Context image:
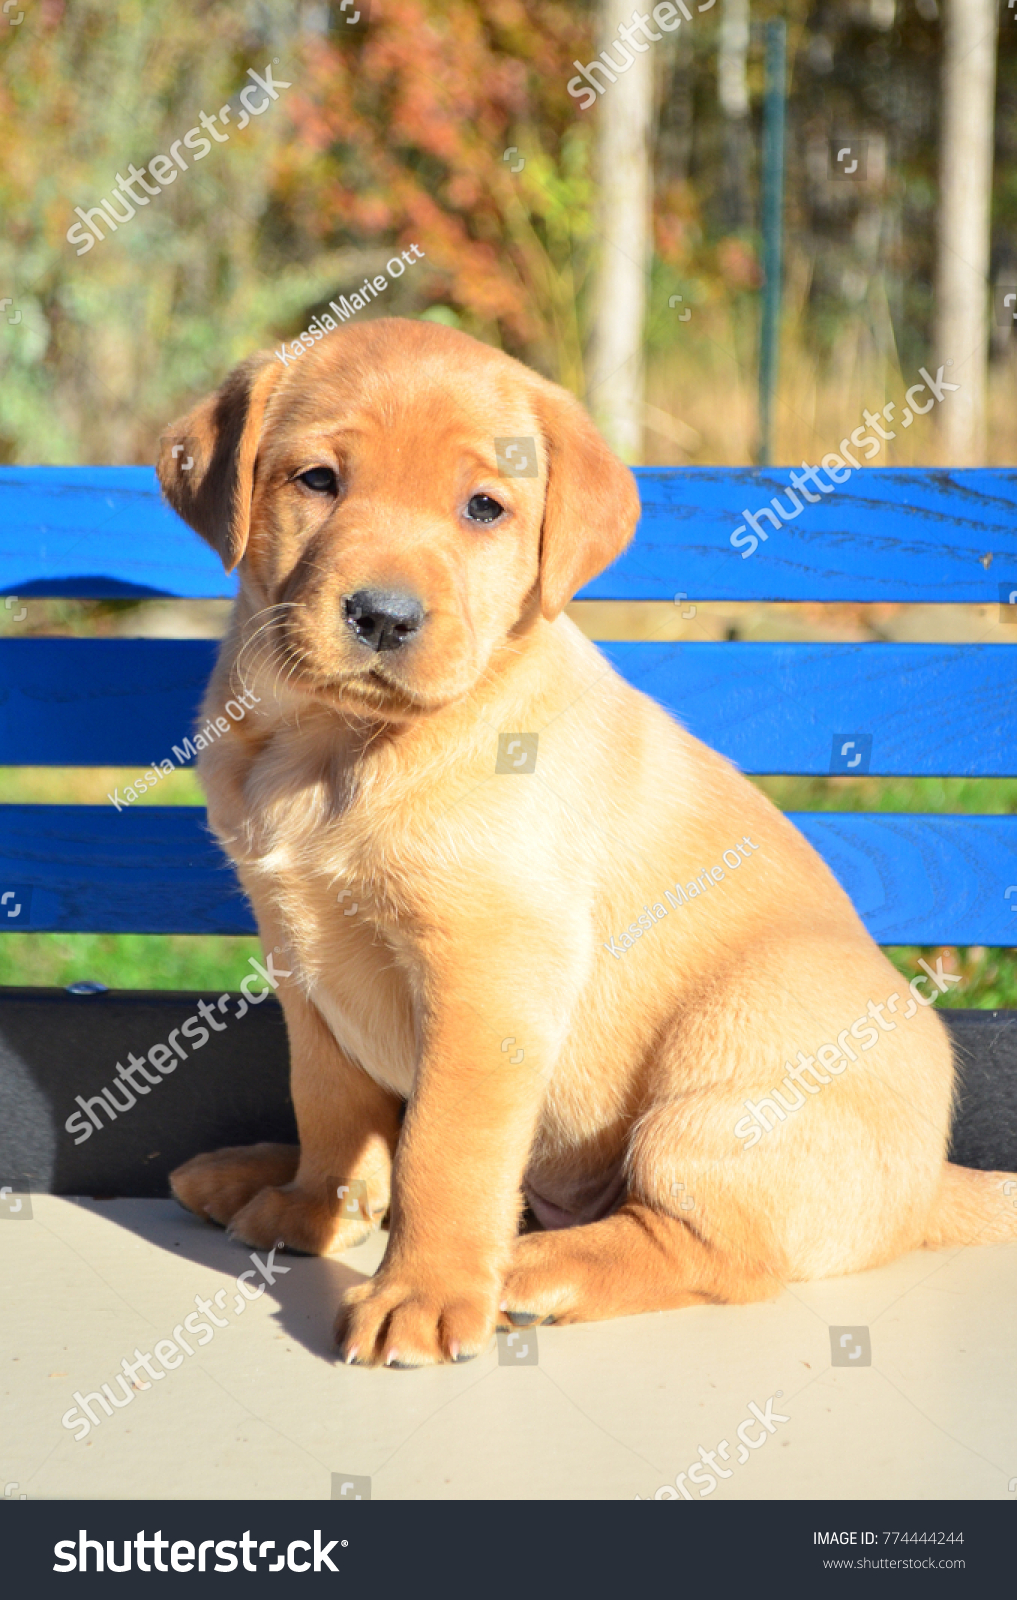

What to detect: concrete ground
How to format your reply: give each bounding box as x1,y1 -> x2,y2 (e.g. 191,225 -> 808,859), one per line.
3,1196 -> 1016,1501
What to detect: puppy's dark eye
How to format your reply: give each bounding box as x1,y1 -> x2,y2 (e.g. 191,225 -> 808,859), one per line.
465,493 -> 505,524
296,467 -> 337,494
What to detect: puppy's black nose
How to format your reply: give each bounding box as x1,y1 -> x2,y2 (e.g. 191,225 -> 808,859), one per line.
342,589 -> 424,653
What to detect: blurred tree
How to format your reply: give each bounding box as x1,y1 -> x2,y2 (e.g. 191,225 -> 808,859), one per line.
0,0 -> 600,462
0,0 -> 339,462
935,0 -> 998,463
584,0 -> 655,461
276,0 -> 599,390
717,0 -> 751,233
790,1 -> 937,387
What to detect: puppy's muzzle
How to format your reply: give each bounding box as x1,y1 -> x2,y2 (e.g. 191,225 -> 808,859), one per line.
342,589 -> 425,653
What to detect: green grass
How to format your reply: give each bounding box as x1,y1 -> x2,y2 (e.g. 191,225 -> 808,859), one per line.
750,774 -> 1017,815
0,765 -> 203,806
0,934 -> 262,992
883,947 -> 1017,1010
1,772 -> 1013,999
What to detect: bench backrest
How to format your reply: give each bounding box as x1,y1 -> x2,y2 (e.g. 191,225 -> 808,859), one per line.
1,466 -> 1015,946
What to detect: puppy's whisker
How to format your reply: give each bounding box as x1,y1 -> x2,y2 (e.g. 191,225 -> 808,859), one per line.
235,604 -> 305,675
244,599 -> 305,625
235,607 -> 302,673
270,640 -> 314,704
233,635 -> 279,680
236,601 -> 303,648
232,645 -> 284,696
231,644 -> 285,703
237,634 -> 288,680
282,646 -> 313,688
280,652 -> 313,702
238,600 -> 303,643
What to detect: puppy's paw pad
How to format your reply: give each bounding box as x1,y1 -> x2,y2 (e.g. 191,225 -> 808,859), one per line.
496,1305 -> 558,1329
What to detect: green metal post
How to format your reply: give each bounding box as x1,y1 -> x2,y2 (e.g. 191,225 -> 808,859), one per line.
758,19 -> 786,466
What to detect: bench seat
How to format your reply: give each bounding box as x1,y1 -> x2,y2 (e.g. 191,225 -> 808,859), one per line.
1,464 -> 1014,1193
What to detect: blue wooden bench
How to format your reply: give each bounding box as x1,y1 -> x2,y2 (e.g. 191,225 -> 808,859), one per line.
1,464 -> 1016,1195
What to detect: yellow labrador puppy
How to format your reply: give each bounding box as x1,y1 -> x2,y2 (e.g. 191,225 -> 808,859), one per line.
158,317 -> 1016,1367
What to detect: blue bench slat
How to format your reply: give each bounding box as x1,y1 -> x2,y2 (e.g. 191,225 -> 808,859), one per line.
0,639 -> 218,766
0,467 -> 228,599
1,805 -> 1014,943
3,466 -> 1017,603
792,812 -> 1017,945
2,638 -> 1013,777
600,641 -> 1017,776
611,467 -> 1017,603
0,805 -> 254,936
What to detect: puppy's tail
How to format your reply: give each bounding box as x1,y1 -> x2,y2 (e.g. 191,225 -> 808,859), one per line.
922,1161 -> 1017,1249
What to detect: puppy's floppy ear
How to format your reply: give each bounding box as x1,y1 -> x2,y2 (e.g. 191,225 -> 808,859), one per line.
531,379 -> 641,620
157,352 -> 283,574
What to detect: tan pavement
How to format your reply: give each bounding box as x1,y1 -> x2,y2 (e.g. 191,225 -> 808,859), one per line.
3,1196 -> 1015,1501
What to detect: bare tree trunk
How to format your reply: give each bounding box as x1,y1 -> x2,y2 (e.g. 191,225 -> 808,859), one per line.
717,0 -> 751,235
585,0 -> 655,462
935,0 -> 997,464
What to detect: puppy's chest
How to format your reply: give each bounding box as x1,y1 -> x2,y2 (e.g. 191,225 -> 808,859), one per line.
273,860 -> 421,1100
227,743 -> 421,1096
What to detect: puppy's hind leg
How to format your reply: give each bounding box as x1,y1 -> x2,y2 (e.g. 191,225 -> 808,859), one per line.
499,1203 -> 782,1327
171,1143 -> 300,1226
500,1095 -> 786,1326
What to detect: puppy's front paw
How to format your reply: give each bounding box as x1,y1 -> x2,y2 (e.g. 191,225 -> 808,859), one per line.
170,1142 -> 300,1226
335,1270 -> 498,1367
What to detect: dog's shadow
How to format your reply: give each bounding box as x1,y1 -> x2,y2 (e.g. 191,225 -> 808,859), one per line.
74,1194 -> 383,1362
